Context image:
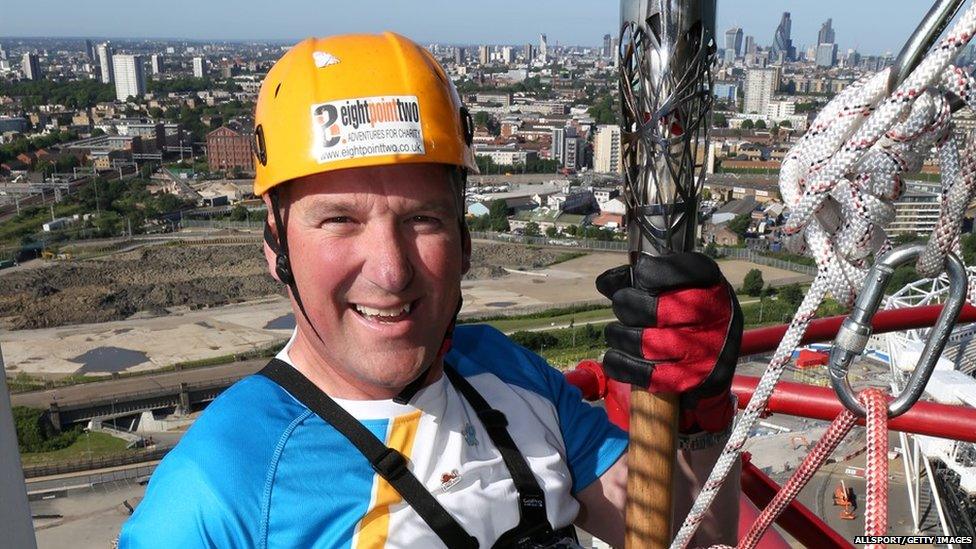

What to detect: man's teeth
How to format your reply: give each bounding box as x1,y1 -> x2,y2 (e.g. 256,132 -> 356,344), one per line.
355,303 -> 411,317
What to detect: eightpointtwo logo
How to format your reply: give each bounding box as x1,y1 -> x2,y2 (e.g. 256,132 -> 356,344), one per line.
312,96 -> 423,155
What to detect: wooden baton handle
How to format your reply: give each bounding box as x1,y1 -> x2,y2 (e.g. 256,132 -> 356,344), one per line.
625,388 -> 679,548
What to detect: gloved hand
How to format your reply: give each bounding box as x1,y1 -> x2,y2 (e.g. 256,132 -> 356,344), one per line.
596,252 -> 743,434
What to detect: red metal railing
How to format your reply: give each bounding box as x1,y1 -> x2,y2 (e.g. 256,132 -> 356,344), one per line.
564,303 -> 976,548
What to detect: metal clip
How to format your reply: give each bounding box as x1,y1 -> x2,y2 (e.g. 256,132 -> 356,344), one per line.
828,244 -> 968,418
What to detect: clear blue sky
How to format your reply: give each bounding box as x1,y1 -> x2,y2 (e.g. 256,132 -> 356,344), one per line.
0,0 -> 944,55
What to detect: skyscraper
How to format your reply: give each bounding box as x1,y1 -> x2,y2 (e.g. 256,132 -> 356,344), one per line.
501,46 -> 513,64
455,47 -> 465,65
603,34 -> 612,58
744,67 -> 780,114
818,18 -> 836,46
193,57 -> 206,78
113,54 -> 146,101
816,43 -> 838,67
725,27 -> 743,57
593,125 -> 623,174
522,44 -> 533,63
478,45 -> 489,65
744,35 -> 756,55
551,127 -> 565,163
771,12 -> 795,62
97,42 -> 114,83
151,54 -> 163,75
21,52 -> 41,81
0,45 -> 7,61
539,33 -> 548,62
85,39 -> 96,62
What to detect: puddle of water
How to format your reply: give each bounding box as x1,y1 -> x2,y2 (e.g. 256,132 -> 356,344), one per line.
264,314 -> 296,330
69,347 -> 150,374
485,302 -> 518,308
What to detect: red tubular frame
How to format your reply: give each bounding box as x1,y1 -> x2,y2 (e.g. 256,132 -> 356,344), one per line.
563,303 -> 976,548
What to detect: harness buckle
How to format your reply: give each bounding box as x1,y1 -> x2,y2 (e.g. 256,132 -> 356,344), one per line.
828,244 -> 968,418
372,448 -> 409,480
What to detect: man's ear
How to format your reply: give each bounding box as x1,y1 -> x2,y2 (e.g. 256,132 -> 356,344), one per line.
261,193 -> 282,283
460,223 -> 472,275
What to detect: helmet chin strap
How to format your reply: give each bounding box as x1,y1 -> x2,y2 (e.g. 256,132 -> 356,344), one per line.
264,187 -> 466,404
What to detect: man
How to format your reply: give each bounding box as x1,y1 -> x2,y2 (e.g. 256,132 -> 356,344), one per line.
120,33 -> 741,548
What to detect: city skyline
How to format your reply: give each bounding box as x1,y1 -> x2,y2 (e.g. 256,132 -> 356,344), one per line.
0,0 -> 948,56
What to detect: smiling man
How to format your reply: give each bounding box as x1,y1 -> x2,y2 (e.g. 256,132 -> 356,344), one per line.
119,33 -> 742,548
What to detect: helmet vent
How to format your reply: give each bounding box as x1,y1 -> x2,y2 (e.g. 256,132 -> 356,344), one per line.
274,83 -> 282,98
253,125 -> 268,166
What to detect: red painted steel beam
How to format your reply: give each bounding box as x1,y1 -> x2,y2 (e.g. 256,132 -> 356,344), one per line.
740,453 -> 854,549
740,303 -> 976,357
733,375 -> 976,443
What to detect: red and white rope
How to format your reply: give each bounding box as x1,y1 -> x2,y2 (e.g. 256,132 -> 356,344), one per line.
671,4 -> 976,547
736,389 -> 889,549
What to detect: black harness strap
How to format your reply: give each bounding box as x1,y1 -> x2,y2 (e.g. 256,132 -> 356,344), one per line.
442,368 -> 556,547
259,359 -> 479,549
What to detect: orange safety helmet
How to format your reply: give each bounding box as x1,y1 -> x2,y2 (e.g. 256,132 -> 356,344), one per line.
252,32 -> 478,196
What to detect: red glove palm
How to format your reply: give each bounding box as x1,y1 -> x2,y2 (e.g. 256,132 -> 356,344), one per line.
596,252 -> 743,433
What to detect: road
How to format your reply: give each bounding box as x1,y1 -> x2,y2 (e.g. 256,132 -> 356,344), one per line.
11,360 -> 265,410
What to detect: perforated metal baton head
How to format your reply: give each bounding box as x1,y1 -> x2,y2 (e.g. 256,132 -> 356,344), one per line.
619,0 -> 716,258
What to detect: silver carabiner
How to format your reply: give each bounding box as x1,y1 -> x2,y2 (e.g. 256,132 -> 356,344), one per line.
828,244 -> 968,418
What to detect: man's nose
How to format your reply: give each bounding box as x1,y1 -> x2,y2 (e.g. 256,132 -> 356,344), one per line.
361,222 -> 414,293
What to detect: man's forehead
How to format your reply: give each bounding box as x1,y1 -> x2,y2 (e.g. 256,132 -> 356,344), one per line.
287,165 -> 458,206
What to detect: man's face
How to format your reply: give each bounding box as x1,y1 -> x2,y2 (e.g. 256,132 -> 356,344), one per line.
267,163 -> 470,396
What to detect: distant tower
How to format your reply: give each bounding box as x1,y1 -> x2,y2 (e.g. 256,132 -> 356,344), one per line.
602,33 -> 612,58
150,54 -> 163,75
539,33 -> 548,62
85,39 -> 96,62
771,12 -> 795,62
455,46 -> 465,65
725,27 -> 743,56
97,42 -> 114,83
192,56 -> 206,78
113,54 -> 146,101
501,46 -> 513,64
478,45 -> 489,65
21,52 -> 41,81
744,35 -> 756,55
818,18 -> 836,46
522,44 -> 533,62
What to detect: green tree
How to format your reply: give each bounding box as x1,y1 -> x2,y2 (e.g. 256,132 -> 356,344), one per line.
545,226 -> 559,238
742,269 -> 765,297
510,331 -> 558,352
229,204 -> 248,222
741,119 -> 754,130
588,94 -> 617,125
728,213 -> 751,237
703,241 -> 719,258
13,406 -> 80,453
778,283 -> 804,309
712,112 -> 729,128
889,265 -> 920,292
524,222 -> 541,237
754,119 -> 767,130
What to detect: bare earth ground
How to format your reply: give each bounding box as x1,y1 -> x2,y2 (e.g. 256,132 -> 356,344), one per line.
1,241 -> 811,377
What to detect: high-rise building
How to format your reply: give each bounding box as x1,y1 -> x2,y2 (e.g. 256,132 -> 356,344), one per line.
611,37 -> 619,67
551,127 -> 566,163
0,45 -> 7,61
816,43 -> 838,67
771,12 -> 795,62
744,67 -> 780,114
593,125 -> 622,174
85,39 -> 96,62
501,46 -> 513,64
150,54 -> 163,75
744,35 -> 756,55
522,44 -> 533,62
478,45 -> 489,65
97,42 -> 114,83
725,27 -> 743,57
818,18 -> 836,47
563,134 -> 580,171
113,54 -> 146,101
539,33 -> 548,62
602,34 -> 612,58
21,52 -> 41,80
193,57 -> 206,78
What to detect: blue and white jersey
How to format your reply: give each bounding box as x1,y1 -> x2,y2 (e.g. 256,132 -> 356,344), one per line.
119,324 -> 628,548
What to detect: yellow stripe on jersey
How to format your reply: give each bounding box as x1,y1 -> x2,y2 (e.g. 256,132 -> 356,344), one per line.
355,411 -> 422,549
